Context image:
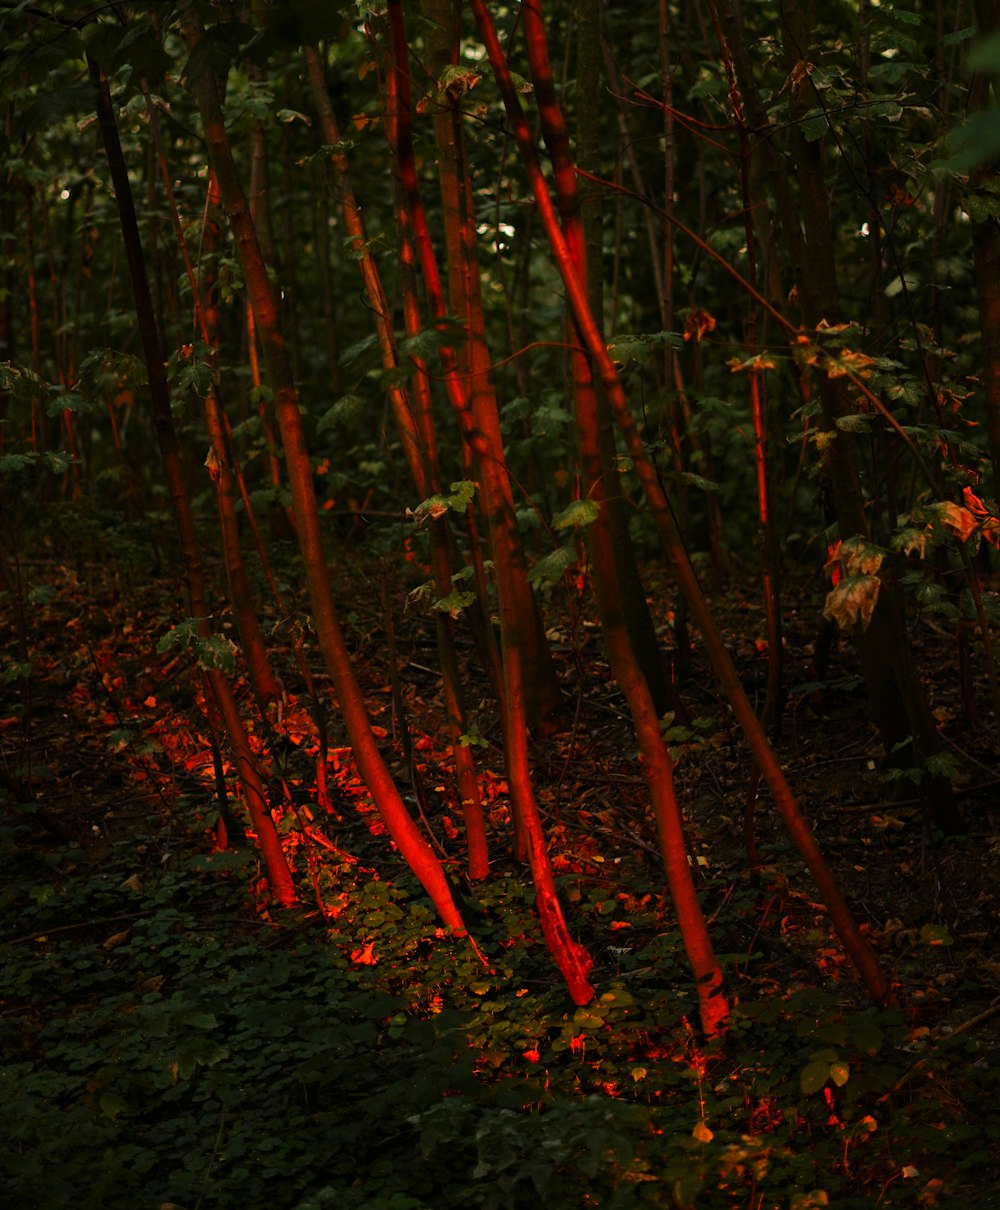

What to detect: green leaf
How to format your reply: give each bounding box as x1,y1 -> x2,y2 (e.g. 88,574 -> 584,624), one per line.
553,499 -> 599,530
963,191 -> 1000,222
98,1091 -> 130,1120
528,543 -> 576,586
884,274 -> 919,298
801,111 -> 829,141
156,619 -> 237,675
607,330 -> 682,365
317,394 -> 367,433
829,1061 -> 850,1088
947,108 -> 1000,174
411,481 -> 477,525
42,451 -> 72,475
674,470 -> 720,491
431,590 -> 475,619
82,22 -> 126,70
398,318 -> 468,361
835,413 -> 873,432
968,31 -> 1000,73
867,100 -> 903,122
800,1059 -> 832,1095
175,1007 -> 217,1029
532,402 -> 572,437
0,452 -> 37,472
115,21 -> 172,86
924,751 -> 960,779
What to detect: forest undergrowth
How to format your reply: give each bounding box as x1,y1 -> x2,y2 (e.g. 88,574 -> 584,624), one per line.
2,534 -> 1000,1210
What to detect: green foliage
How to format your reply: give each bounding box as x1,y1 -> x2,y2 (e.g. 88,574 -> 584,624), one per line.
317,393 -> 368,432
156,618 -> 239,674
552,499 -> 599,531
2,4 -> 999,1205
410,480 -> 478,526
166,342 -> 219,398
4,812 -> 994,1210
528,542 -> 577,587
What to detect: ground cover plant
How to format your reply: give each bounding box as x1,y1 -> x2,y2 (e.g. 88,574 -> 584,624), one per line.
3,1 -> 1000,1206
2,550 -> 999,1209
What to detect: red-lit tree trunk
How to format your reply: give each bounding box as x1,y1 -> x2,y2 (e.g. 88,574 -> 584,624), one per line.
471,0 -> 890,1008
198,184 -> 284,709
305,43 -> 489,881
574,0 -> 679,720
180,15 -> 466,935
521,0 -> 728,1036
146,118 -> 284,712
387,0 -> 594,1004
89,56 -> 295,905
419,0 -> 564,739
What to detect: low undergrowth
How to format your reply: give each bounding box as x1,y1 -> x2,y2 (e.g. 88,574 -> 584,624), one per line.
3,552 -> 999,1208
2,789 -> 997,1210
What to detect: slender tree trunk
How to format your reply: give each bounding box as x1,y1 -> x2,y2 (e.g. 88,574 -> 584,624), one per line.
420,0 -> 565,736
471,0 -> 891,1007
305,41 -> 490,881
710,0 -> 956,833
145,95 -> 284,710
971,0 -> 1000,498
520,0 -> 727,1035
180,15 -> 467,935
388,0 -> 594,1003
89,56 -> 296,906
574,0 -> 679,720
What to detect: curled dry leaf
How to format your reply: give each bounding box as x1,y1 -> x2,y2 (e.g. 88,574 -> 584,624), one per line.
931,492 -> 1000,548
823,574 -> 881,631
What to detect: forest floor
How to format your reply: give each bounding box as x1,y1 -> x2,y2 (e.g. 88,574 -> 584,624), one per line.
2,539 -> 1000,1209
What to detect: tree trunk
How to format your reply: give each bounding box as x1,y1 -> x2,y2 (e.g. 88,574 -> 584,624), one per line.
971,0 -> 1000,498
472,0 -> 891,1007
420,0 -> 565,737
389,0 -> 594,1003
89,55 -> 295,905
305,42 -> 490,881
711,0 -> 956,833
574,0 -> 680,720
180,15 -> 467,935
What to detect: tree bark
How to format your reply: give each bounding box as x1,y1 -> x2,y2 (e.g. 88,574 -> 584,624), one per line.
389,0 -> 594,1003
305,42 -> 490,881
89,55 -> 295,905
711,0 -> 956,833
180,15 -> 467,934
471,0 -> 891,1007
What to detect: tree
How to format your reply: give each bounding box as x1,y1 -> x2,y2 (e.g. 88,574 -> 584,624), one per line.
5,0 -> 996,1028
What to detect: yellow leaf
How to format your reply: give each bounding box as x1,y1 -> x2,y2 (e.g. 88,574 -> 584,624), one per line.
934,501 -> 978,543
823,574 -> 881,631
692,1121 -> 714,1143
826,348 -> 877,378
